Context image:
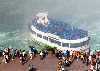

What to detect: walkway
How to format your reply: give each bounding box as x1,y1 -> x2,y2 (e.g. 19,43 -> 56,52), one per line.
0,55 -> 88,71
64,59 -> 88,71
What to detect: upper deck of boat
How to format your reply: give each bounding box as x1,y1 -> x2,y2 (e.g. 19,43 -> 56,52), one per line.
32,18 -> 88,40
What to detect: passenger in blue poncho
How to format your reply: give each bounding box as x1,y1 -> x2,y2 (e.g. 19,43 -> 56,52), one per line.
63,50 -> 70,58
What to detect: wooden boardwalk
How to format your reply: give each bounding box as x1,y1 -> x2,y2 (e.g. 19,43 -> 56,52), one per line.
64,59 -> 88,71
0,55 -> 88,71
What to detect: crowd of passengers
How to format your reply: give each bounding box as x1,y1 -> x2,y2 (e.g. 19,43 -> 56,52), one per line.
0,47 -> 100,71
56,50 -> 100,71
0,46 -> 50,65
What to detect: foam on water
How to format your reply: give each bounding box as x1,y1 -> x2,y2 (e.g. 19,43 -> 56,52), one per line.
0,30 -> 30,50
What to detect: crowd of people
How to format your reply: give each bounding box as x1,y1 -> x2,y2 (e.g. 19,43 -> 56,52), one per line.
56,50 -> 78,71
87,51 -> 100,71
0,46 -> 38,65
1,48 -> 28,64
0,46 -> 100,71
56,50 -> 100,71
0,46 -> 51,65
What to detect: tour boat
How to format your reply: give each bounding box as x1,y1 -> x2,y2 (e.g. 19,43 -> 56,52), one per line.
30,12 -> 90,52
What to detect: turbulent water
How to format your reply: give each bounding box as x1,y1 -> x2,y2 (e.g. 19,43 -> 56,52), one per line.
0,0 -> 100,51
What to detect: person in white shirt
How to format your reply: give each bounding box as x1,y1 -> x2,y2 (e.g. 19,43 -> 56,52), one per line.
40,51 -> 43,56
88,55 -> 92,64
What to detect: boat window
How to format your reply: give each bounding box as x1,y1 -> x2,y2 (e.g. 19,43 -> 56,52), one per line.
49,38 -> 55,43
43,36 -> 48,40
49,37 -> 61,46
70,43 -> 81,48
62,43 -> 69,47
37,33 -> 42,38
81,40 -> 89,46
54,40 -> 61,46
